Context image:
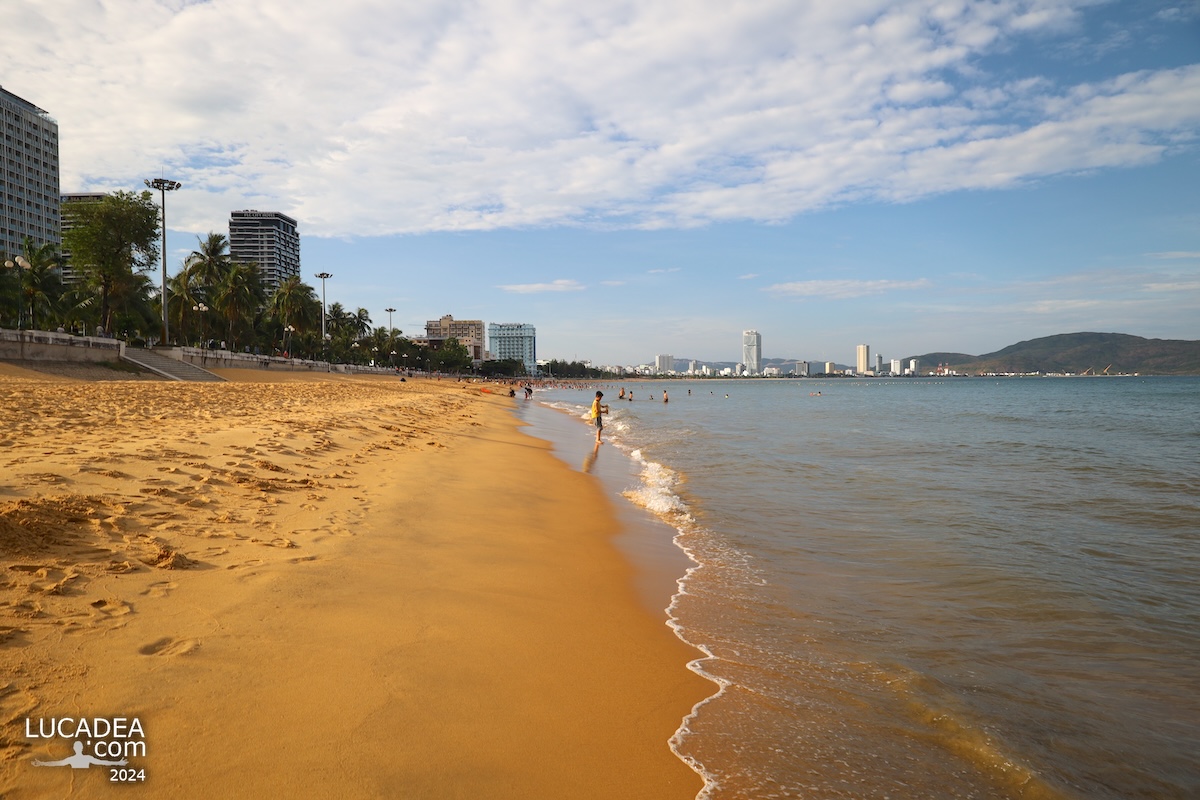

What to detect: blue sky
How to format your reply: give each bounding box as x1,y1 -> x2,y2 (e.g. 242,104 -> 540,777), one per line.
3,0 -> 1198,366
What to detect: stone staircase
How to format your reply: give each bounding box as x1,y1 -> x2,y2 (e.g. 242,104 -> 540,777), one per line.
121,348 -> 225,382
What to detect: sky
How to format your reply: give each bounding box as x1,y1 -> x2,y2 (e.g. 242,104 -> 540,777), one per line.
2,0 -> 1198,366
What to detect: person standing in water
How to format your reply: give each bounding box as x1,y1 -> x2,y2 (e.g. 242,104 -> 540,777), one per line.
663,390 -> 669,403
590,391 -> 608,443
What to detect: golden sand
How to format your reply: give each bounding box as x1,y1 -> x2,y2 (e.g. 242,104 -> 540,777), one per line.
0,368 -> 709,798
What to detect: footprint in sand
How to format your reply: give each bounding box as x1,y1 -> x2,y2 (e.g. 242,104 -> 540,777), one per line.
91,598 -> 132,616
144,581 -> 177,598
138,637 -> 199,657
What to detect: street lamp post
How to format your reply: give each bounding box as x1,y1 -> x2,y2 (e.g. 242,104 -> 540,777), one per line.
192,302 -> 208,348
284,324 -> 295,359
385,307 -> 395,333
145,178 -> 181,345
315,272 -> 333,342
4,256 -> 30,330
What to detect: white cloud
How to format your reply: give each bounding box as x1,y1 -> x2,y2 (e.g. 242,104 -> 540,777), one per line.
496,279 -> 585,294
2,0 -> 1195,237
765,278 -> 932,299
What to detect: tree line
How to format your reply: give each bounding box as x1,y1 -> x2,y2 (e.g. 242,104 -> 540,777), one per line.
0,190 -> 484,372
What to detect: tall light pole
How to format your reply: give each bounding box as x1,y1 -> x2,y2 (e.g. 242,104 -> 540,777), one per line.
315,272 -> 332,341
145,177 -> 181,345
385,307 -> 395,333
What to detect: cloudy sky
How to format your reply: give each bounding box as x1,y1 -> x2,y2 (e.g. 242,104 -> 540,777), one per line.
3,0 -> 1198,365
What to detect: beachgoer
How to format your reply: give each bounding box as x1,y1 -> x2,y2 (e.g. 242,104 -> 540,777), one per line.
663,390 -> 669,403
590,391 -> 608,443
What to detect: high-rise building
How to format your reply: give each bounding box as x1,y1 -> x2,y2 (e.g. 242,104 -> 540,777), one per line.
59,193 -> 106,284
426,314 -> 485,362
655,354 -> 673,374
742,330 -> 762,375
856,344 -> 870,375
1,86 -> 60,260
228,210 -> 300,296
890,359 -> 902,375
909,358 -> 921,376
796,361 -> 809,377
489,322 -> 537,374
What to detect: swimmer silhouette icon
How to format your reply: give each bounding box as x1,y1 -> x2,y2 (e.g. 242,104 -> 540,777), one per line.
33,740 -> 127,769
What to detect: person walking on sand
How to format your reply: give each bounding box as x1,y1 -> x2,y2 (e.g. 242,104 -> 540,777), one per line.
590,391 -> 608,443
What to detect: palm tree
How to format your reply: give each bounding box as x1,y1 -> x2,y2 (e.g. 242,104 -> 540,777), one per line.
168,267 -> 206,346
213,261 -> 265,350
351,307 -> 372,339
184,233 -> 232,293
19,237 -> 63,330
268,275 -> 320,333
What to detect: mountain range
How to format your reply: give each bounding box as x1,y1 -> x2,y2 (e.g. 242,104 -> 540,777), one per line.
909,332 -> 1200,376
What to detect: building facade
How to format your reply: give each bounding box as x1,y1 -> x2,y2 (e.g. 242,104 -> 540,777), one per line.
655,354 -> 674,374
488,322 -> 537,374
425,314 -> 485,362
228,210 -> 300,295
856,344 -> 870,375
1,87 -> 60,261
742,330 -> 762,375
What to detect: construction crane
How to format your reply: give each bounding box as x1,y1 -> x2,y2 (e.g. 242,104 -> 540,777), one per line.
1103,364 -> 1112,375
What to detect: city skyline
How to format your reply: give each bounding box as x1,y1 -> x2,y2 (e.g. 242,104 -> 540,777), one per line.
1,2 -> 1197,365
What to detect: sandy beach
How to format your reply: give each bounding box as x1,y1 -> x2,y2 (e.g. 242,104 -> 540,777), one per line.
0,365 -> 709,798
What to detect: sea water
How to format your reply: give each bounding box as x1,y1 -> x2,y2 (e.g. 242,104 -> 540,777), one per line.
522,378 -> 1199,799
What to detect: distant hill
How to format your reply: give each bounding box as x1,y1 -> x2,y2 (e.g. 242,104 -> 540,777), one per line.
909,333 -> 1200,375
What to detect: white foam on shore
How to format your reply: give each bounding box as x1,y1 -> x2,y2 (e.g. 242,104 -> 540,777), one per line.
528,395 -> 726,797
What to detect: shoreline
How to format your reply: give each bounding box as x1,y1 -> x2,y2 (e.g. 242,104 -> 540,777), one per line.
0,369 -> 710,798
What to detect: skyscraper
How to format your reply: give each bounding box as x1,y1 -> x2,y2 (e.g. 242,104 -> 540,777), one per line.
655,354 -> 674,374
742,330 -> 762,375
489,322 -> 537,374
228,210 -> 300,295
1,86 -> 60,260
857,344 -> 870,375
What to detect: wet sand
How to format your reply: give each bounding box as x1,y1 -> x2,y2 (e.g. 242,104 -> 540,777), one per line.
0,367 -> 709,798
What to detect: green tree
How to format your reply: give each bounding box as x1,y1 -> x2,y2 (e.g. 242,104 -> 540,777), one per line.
268,275 -> 320,333
213,261 -> 265,350
167,266 -> 206,345
351,307 -> 372,339
183,232 -> 232,292
18,237 -> 63,330
431,337 -> 472,373
61,190 -> 160,334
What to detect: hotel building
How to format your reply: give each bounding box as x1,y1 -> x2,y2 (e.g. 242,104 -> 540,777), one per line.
489,322 -> 537,375
228,210 -> 300,296
1,86 -> 59,260
425,314 -> 485,363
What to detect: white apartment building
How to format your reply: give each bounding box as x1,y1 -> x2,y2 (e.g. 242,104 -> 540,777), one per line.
489,322 -> 536,374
